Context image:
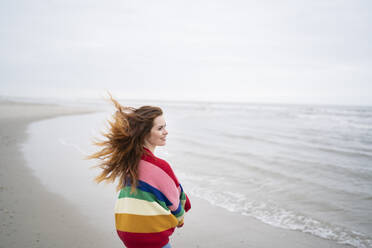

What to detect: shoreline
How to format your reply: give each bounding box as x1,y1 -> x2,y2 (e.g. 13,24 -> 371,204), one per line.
0,101 -> 116,248
0,100 -> 354,248
174,194 -> 354,248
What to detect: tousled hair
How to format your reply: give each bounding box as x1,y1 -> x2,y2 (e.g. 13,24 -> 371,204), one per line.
87,95 -> 163,191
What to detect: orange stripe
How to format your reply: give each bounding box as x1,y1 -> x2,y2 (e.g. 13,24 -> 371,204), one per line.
115,213 -> 178,233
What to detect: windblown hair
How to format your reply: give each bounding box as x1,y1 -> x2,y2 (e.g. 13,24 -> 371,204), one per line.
87,95 -> 163,191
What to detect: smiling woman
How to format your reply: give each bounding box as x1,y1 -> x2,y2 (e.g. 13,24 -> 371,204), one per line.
88,95 -> 191,248
144,115 -> 168,152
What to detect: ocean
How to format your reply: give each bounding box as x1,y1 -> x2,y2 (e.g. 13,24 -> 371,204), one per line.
22,100 -> 372,248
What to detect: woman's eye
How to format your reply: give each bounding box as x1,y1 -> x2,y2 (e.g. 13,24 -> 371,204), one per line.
158,125 -> 166,131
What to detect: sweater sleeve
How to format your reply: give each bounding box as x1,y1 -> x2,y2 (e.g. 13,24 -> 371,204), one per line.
138,159 -> 190,224
158,165 -> 188,223
179,184 -> 191,212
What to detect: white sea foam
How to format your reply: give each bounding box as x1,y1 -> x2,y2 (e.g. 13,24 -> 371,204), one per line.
179,172 -> 372,248
59,138 -> 90,156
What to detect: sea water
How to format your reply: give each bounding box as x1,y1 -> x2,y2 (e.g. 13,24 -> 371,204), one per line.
22,101 -> 372,248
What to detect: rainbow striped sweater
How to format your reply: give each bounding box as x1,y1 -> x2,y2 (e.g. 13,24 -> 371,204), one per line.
115,148 -> 191,248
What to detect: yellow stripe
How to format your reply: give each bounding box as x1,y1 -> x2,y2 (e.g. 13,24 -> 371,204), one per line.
115,213 -> 178,233
115,198 -> 171,216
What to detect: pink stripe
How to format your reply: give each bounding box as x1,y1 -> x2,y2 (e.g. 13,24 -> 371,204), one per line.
138,160 -> 180,211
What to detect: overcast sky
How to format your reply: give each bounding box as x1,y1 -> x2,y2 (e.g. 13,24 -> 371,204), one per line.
1,0 -> 371,105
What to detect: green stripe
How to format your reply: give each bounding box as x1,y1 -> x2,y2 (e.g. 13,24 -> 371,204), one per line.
181,199 -> 186,208
180,191 -> 186,201
118,186 -> 168,210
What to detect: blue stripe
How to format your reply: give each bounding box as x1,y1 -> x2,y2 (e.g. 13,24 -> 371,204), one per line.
137,180 -> 173,207
171,201 -> 182,215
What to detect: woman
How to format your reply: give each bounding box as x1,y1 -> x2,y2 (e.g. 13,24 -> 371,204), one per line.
88,96 -> 191,248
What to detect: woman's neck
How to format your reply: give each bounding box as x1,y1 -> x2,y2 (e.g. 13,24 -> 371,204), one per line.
144,144 -> 156,154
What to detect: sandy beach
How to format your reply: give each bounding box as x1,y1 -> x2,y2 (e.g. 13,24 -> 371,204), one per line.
0,100 -> 110,248
0,100 -> 354,248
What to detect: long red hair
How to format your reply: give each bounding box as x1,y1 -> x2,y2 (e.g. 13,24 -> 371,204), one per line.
88,95 -> 163,191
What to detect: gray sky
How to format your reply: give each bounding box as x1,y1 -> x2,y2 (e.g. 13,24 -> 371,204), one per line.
1,0 -> 371,105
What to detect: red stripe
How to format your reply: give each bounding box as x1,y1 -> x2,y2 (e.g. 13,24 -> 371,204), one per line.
185,194 -> 191,212
117,228 -> 174,248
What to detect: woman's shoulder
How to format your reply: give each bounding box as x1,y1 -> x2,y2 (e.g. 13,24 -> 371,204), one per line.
142,153 -> 179,185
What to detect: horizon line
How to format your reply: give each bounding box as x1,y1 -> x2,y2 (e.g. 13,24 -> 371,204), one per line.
1,94 -> 371,108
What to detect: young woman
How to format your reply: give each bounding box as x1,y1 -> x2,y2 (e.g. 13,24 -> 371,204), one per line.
89,96 -> 191,248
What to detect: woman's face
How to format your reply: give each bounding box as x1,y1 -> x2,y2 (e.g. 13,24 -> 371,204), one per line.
145,115 -> 168,147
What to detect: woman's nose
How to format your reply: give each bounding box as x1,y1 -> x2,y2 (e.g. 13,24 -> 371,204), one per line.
163,129 -> 168,135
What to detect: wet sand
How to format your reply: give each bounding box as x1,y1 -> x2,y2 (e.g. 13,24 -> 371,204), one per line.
0,100 -> 117,248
